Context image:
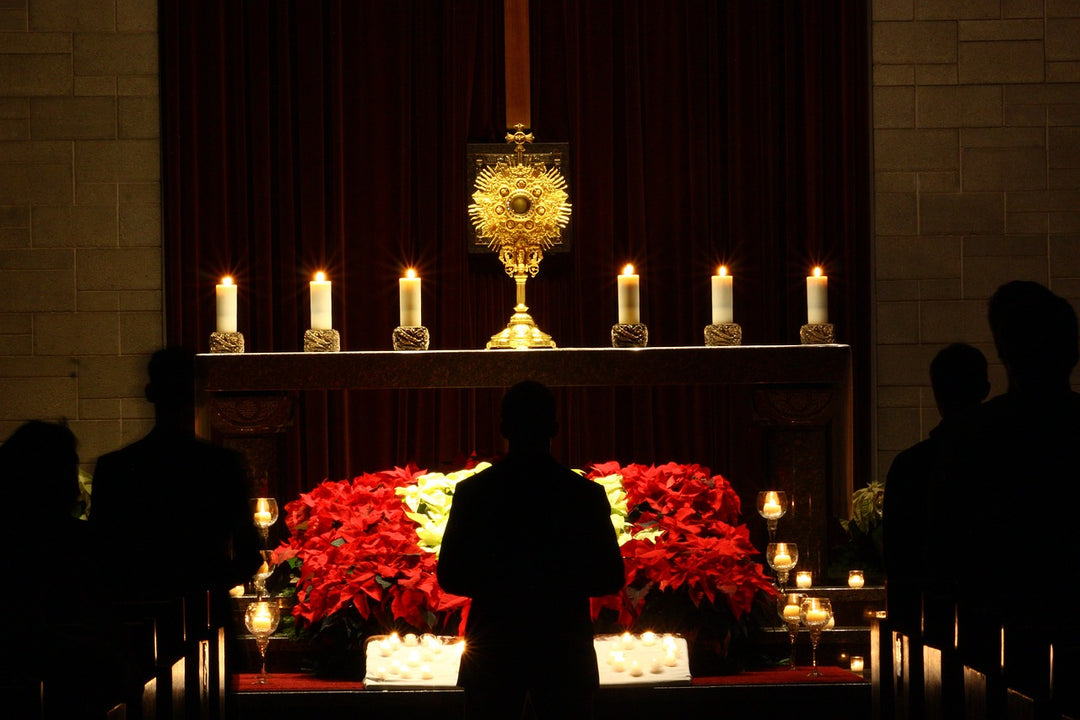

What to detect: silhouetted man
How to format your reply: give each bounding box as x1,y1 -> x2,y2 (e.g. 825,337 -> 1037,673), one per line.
883,343 -> 989,635
438,381 -> 625,720
90,348 -> 261,624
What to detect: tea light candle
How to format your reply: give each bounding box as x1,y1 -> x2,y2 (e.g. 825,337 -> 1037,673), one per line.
612,651 -> 626,672
783,604 -> 802,622
310,271 -> 333,329
796,571 -> 813,588
389,660 -> 402,675
618,264 -> 640,324
662,635 -> 677,652
641,631 -> 657,647
663,650 -> 678,667
850,656 -> 864,673
405,649 -> 421,667
387,632 -> 401,647
378,640 -> 393,657
629,660 -> 643,677
711,266 -> 733,324
404,633 -> 419,647
216,276 -> 238,333
253,498 -> 272,526
373,665 -> 387,680
620,631 -> 635,650
399,269 -> 421,327
420,664 -> 434,680
807,266 -> 828,324
649,657 -> 663,674
772,548 -> 793,570
761,490 -> 783,520
848,570 -> 865,588
249,604 -> 273,633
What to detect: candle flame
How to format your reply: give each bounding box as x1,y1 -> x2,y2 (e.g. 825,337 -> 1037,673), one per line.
718,266 -> 728,277
406,268 -> 417,279
812,266 -> 823,277
766,490 -> 779,504
315,271 -> 326,282
622,264 -> 635,276
256,498 -> 269,513
221,276 -> 233,286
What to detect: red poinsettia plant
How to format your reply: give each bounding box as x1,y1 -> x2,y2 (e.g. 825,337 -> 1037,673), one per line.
274,458 -> 775,657
586,461 -> 777,629
273,464 -> 469,634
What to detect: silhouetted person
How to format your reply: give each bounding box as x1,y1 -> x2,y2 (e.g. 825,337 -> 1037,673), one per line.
90,348 -> 261,663
933,282 -> 1080,684
438,381 -> 625,720
0,421 -> 127,718
882,343 -> 989,636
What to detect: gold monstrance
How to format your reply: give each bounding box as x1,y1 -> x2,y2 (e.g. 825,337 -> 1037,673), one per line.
470,126 -> 571,349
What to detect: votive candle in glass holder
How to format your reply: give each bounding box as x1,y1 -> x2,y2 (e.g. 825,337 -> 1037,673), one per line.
848,570 -> 865,588
796,571 -> 812,589
850,656 -> 865,674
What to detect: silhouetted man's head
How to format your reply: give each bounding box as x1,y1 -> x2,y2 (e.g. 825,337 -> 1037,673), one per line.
930,343 -> 990,418
500,381 -> 558,445
0,420 -> 79,520
988,281 -> 1079,392
146,347 -> 196,412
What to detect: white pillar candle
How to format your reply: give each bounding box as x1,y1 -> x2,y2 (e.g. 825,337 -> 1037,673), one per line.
711,266 -> 733,324
806,266 -> 828,324
399,269 -> 422,327
617,264 -> 640,324
216,276 -> 238,333
310,271 -> 333,330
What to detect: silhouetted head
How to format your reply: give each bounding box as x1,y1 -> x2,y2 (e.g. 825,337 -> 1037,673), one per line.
930,343 -> 990,419
988,281 -> 1079,393
146,347 -> 196,414
0,420 -> 79,521
500,381 -> 558,447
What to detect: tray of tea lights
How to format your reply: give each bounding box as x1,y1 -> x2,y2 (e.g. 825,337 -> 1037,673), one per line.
595,632 -> 691,685
364,632 -> 465,687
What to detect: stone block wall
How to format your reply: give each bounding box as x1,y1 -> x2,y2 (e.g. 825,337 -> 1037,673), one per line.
873,0 -> 1080,477
0,0 -> 160,467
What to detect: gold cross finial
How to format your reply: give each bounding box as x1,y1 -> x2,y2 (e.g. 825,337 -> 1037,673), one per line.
506,123 -> 533,164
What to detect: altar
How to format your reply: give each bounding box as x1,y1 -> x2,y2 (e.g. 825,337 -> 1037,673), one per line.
195,344 -> 854,581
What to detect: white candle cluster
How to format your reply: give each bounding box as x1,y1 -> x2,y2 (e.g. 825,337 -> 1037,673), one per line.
365,632 -> 463,686
601,632 -> 685,682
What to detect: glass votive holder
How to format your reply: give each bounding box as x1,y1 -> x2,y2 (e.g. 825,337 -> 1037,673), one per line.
796,571 -> 812,588
850,655 -> 864,674
848,569 -> 865,588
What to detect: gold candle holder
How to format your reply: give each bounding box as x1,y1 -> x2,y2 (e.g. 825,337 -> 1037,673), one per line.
611,323 -> 648,348
304,328 -> 340,352
800,322 -> 835,344
393,326 -> 430,351
705,322 -> 742,346
209,331 -> 245,353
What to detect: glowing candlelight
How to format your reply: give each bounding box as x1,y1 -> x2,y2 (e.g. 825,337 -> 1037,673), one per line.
399,268 -> 422,327
310,271 -> 332,329
796,571 -> 813,589
216,276 -> 237,333
641,631 -> 657,647
850,656 -> 864,673
783,604 -> 802,622
711,265 -> 733,324
807,266 -> 828,324
254,497 -> 272,526
848,570 -> 865,588
617,264 -> 640,324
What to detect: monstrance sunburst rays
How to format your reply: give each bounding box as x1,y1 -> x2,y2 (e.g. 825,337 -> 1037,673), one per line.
469,128 -> 572,349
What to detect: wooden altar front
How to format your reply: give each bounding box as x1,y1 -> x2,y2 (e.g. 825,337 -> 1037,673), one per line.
195,344 -> 853,579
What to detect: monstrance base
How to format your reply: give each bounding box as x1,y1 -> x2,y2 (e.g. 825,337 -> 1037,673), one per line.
800,323 -> 835,345
487,307 -> 556,350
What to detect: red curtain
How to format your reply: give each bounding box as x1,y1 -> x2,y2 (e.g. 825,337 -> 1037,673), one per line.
161,0 -> 871,498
